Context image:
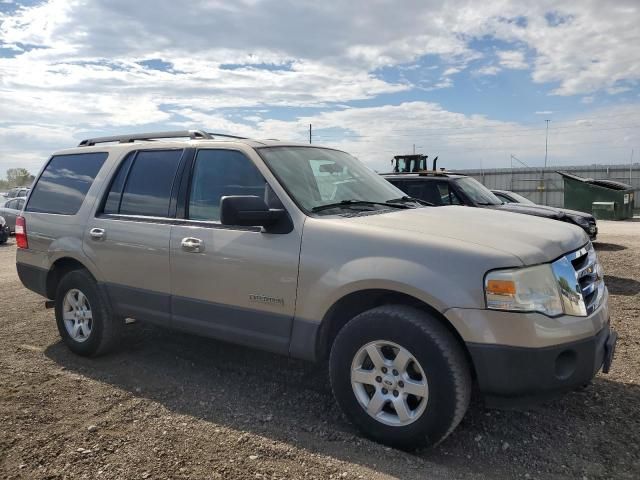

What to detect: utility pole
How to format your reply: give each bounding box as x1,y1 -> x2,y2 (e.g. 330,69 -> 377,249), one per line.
544,119 -> 550,168
309,124 -> 312,144
543,119 -> 550,205
631,148 -> 635,184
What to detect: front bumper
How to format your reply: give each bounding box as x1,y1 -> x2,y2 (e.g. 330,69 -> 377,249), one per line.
445,290 -> 615,404
467,324 -> 617,403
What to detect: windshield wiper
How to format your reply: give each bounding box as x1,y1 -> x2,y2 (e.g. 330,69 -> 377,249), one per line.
311,199 -> 410,213
387,196 -> 433,207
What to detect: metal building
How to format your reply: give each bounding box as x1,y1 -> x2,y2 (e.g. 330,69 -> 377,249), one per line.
456,163 -> 640,211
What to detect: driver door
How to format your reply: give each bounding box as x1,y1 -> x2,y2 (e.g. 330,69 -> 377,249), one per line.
169,148 -> 302,354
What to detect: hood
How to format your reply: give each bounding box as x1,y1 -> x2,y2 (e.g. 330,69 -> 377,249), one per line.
346,206 -> 587,265
489,203 -> 594,226
555,207 -> 594,220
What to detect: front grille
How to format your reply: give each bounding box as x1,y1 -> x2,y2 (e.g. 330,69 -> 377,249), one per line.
552,242 -> 605,316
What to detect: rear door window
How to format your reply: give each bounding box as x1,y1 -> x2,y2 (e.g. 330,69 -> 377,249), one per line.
103,154 -> 135,215
26,152 -> 108,215
405,181 -> 444,205
118,150 -> 183,217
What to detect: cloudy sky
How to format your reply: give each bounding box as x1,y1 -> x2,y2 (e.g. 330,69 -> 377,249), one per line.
1,0 -> 639,174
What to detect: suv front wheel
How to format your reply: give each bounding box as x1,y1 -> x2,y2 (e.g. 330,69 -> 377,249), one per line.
329,305 -> 471,450
54,269 -> 122,356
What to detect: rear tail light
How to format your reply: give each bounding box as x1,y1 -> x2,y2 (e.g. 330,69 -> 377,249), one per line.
15,216 -> 28,249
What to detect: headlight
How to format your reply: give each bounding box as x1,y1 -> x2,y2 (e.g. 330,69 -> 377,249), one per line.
485,264 -> 563,316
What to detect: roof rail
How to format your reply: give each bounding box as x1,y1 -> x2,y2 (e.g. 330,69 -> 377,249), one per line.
206,132 -> 248,140
78,130 -> 213,146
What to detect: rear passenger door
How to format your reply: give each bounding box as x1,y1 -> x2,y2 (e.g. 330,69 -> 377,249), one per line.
169,148 -> 302,354
84,149 -> 187,327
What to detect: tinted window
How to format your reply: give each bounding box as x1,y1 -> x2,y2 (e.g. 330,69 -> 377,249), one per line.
189,149 -> 266,221
26,152 -> 108,215
394,180 -> 444,205
103,154 -> 134,214
5,199 -> 17,209
494,193 -> 512,203
455,177 -> 502,205
16,199 -> 25,210
119,150 -> 183,217
436,182 -> 461,205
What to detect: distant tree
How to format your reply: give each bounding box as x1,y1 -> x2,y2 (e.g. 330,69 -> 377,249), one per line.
5,168 -> 34,187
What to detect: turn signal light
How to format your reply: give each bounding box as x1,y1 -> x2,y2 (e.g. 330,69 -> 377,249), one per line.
486,279 -> 516,296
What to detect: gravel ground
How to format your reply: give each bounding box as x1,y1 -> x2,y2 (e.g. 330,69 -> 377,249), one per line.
1,223 -> 639,480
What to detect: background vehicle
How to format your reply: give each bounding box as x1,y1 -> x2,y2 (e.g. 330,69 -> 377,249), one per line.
16,131 -> 615,450
384,156 -> 598,240
4,187 -> 30,200
491,189 -> 536,205
0,197 -> 26,233
0,216 -> 8,244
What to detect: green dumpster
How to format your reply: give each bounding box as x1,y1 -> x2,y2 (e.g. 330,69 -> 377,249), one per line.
557,171 -> 635,220
592,202 -> 616,220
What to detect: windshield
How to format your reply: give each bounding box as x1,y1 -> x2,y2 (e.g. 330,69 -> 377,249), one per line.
259,147 -> 407,212
455,177 -> 503,205
506,191 -> 536,205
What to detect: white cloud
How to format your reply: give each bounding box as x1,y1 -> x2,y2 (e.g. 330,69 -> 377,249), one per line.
0,0 -> 639,174
497,50 -> 528,70
474,65 -> 501,76
171,101 -> 640,172
535,111 -> 553,115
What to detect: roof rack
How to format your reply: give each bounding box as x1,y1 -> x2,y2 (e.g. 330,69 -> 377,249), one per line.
78,130 -> 213,146
206,132 -> 248,140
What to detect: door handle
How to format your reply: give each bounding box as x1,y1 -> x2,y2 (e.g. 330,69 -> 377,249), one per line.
89,228 -> 105,240
181,237 -> 202,252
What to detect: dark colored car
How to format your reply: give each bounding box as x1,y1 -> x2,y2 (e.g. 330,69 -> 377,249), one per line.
384,172 -> 598,240
0,216 -> 9,244
491,189 -> 536,205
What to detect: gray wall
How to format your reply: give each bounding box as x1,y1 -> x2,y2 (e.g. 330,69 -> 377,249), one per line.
456,163 -> 640,210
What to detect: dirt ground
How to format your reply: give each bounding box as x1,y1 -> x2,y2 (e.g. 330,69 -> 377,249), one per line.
1,222 -> 638,480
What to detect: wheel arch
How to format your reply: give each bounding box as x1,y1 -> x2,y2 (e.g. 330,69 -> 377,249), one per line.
314,289 -> 474,376
46,257 -> 97,300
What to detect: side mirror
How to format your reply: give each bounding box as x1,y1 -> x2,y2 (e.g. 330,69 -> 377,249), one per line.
220,196 -> 290,232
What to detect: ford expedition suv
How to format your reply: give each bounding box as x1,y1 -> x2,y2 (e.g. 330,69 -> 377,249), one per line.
16,130 -> 617,449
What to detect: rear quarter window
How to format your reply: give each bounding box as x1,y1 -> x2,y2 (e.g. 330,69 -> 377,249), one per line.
26,152 -> 108,215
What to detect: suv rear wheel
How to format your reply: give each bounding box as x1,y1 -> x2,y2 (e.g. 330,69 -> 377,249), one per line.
329,305 -> 471,450
54,269 -> 121,356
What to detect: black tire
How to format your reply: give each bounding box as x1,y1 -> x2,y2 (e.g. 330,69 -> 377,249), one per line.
54,269 -> 122,356
329,305 -> 471,450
